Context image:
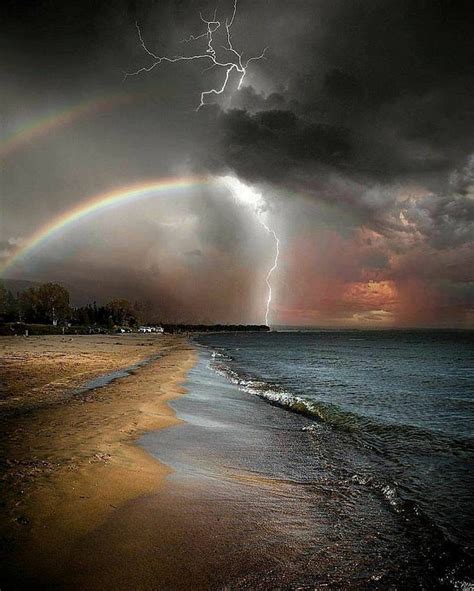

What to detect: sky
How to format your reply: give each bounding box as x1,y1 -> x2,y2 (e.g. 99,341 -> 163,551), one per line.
1,0 -> 473,327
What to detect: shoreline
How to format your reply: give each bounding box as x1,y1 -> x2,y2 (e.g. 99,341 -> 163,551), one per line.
2,333 -> 469,588
0,334 -> 197,589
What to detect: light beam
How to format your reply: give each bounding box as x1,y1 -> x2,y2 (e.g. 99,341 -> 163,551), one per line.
219,176 -> 280,326
125,0 -> 267,110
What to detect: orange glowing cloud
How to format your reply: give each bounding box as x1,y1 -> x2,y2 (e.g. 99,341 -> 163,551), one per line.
275,230 -> 399,326
274,221 -> 473,328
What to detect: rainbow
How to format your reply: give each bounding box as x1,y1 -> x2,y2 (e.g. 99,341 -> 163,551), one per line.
0,93 -> 137,159
1,177 -> 209,275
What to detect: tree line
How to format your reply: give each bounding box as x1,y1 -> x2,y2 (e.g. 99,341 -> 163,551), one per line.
0,282 -> 271,333
0,282 -> 147,328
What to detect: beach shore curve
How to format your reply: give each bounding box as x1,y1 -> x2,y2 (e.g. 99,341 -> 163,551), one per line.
0,334 -> 197,589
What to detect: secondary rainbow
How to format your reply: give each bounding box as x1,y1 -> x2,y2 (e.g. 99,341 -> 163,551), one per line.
0,93 -> 138,159
1,177 -> 209,275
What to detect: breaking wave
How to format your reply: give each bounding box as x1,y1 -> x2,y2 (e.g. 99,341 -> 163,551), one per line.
195,336 -> 474,588
207,347 -> 473,460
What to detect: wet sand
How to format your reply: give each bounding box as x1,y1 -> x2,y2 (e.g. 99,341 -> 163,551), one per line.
0,335 -> 439,590
44,347 -> 400,590
0,334 -> 196,589
2,334 -> 470,589
0,336 -> 409,590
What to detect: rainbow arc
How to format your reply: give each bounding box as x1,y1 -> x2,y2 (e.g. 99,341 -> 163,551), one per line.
1,177 -> 209,275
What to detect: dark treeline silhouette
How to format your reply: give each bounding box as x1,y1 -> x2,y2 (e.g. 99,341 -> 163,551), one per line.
0,282 -> 146,328
0,282 -> 270,333
0,282 -> 70,325
73,299 -> 147,329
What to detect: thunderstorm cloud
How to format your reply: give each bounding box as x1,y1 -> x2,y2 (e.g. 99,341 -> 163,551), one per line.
1,0 -> 473,326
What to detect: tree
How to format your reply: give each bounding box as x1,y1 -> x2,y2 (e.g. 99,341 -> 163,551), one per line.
19,287 -> 40,323
0,283 -> 6,320
36,283 -> 70,324
5,290 -> 20,322
106,299 -> 138,327
20,283 -> 70,324
73,306 -> 90,326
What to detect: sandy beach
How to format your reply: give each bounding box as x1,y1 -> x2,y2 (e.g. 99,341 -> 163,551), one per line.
0,334 -> 196,589
2,333 -> 471,590
0,334 -> 326,591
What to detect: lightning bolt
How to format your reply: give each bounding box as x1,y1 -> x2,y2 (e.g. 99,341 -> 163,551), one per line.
125,0 -> 267,110
260,219 -> 280,327
125,4 -> 277,325
220,176 -> 280,327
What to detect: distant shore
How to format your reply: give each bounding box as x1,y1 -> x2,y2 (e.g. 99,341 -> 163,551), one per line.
0,334 -> 196,589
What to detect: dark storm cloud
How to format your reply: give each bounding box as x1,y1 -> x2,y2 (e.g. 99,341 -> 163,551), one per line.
2,0 -> 473,325
184,0 -> 473,255
400,156 -> 474,249
200,107 -> 351,182
4,0 -> 472,202
190,1 -> 472,185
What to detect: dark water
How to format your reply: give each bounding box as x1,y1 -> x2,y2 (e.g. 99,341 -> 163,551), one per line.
72,353 -> 161,395
186,330 -> 474,588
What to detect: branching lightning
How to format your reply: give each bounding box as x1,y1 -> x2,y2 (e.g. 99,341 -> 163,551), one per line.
125,0 -> 267,110
125,3 -> 278,325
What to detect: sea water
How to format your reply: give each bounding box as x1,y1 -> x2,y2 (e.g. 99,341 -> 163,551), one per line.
194,330 -> 474,587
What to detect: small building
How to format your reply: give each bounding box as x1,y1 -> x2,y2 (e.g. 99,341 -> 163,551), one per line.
138,325 -> 164,334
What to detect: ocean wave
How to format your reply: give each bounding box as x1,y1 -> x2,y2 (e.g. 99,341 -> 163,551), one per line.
346,468 -> 474,585
202,342 -> 474,587
208,352 -> 474,460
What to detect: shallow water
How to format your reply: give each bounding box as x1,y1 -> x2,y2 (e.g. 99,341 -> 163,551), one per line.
199,331 -> 474,550
72,353 -> 161,396
142,333 -> 474,589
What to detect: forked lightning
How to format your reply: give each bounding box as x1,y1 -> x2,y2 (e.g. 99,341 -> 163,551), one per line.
125,0 -> 267,110
125,3 -> 278,325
